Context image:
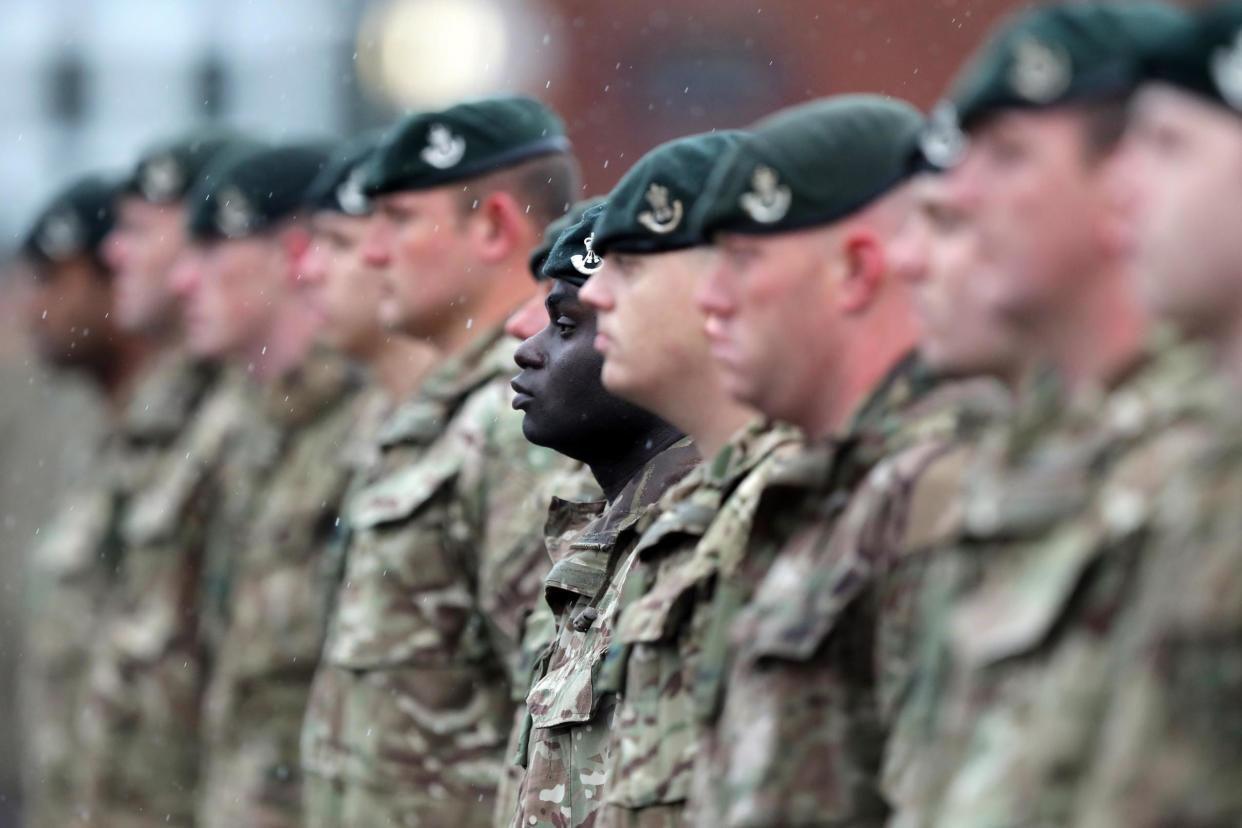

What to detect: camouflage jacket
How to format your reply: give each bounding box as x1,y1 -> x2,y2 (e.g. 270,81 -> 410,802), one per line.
593,420 -> 803,828
886,343 -> 1221,828
24,348 -> 216,828
510,437 -> 700,828
690,353 -> 1005,828
196,359 -> 363,828
302,326 -> 573,810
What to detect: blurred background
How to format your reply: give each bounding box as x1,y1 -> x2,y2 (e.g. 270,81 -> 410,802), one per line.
0,1 -> 1167,825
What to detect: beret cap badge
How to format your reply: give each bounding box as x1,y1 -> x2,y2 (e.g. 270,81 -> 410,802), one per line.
420,124 -> 467,170
636,183 -> 684,235
138,154 -> 186,203
921,102 -> 968,170
570,232 -> 604,276
215,186 -> 255,239
738,165 -> 792,225
335,165 -> 371,216
1211,28 -> 1242,112
36,209 -> 85,259
1009,36 -> 1073,103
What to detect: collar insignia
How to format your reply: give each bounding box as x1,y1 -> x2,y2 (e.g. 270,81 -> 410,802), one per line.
570,232 -> 604,276
36,208 -> 85,260
1211,28 -> 1242,111
335,165 -> 370,216
215,186 -> 255,238
1009,36 -> 1072,104
739,165 -> 791,225
421,124 -> 467,170
138,154 -> 185,203
921,102 -> 968,170
637,182 -> 684,234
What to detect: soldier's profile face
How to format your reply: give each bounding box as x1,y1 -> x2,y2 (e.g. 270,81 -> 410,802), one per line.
366,189 -> 475,338
954,110 -> 1121,335
104,196 -> 186,335
578,249 -> 716,412
699,228 -> 840,421
23,257 -> 116,368
892,176 -> 1022,381
512,280 -> 659,459
184,236 -> 282,358
1123,85 -> 1242,337
304,212 -> 387,356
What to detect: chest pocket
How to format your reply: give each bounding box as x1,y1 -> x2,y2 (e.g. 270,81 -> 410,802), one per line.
527,625 -> 608,730
326,453 -> 475,670
606,551 -> 712,810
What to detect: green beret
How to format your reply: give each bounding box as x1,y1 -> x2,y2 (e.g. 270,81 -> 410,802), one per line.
304,133 -> 382,216
362,95 -> 571,197
529,196 -> 605,280
540,201 -> 607,288
692,96 -> 924,239
593,130 -> 744,255
126,130 -> 253,204
920,2 -> 1188,168
22,174 -> 121,266
1141,2 -> 1242,113
186,143 -> 331,241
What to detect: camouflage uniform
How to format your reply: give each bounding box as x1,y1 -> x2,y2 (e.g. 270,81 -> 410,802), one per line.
302,327 -> 573,828
592,420 -> 802,828
195,358 -> 364,828
689,354 -> 1003,828
494,463 -> 602,828
510,438 -> 700,828
24,349 -> 216,828
885,342 -> 1221,828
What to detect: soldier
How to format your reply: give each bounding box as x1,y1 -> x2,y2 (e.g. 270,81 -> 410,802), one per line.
78,142 -> 339,827
300,96 -> 583,827
1069,4 -> 1242,823
545,132 -> 802,828
17,173 -> 156,828
685,95 -> 1005,827
508,198 -> 701,828
881,4 -> 1224,827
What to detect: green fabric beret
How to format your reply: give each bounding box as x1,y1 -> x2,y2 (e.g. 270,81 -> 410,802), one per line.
529,196 -> 605,280
362,95 -> 571,197
304,133 -> 382,216
186,143 -> 331,241
540,201 -> 607,288
125,130 -> 253,205
22,174 -> 121,266
592,130 -> 744,255
1141,2 -> 1242,113
692,95 -> 924,239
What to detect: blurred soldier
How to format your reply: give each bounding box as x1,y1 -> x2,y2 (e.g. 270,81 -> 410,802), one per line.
17,173 -> 156,828
300,96 -> 582,827
685,95 -> 1003,828
506,200 -> 698,828
1070,4 -> 1242,824
492,196 -> 608,828
171,142 -> 373,828
532,134 -> 800,828
880,5 -> 1224,827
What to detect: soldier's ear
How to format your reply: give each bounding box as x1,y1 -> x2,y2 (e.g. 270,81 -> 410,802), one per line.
278,224 -> 313,286
836,227 -> 884,315
470,190 -> 529,266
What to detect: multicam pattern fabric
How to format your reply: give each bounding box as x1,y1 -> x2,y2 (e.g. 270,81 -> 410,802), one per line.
510,438 -> 700,828
594,420 -> 803,828
301,327 -> 574,828
24,349 -> 216,828
196,362 -> 363,828
886,342 -> 1223,828
689,354 -> 1006,828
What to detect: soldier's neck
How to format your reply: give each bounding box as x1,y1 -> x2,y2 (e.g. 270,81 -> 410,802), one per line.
590,423 -> 686,503
431,264 -> 537,358
96,334 -> 162,417
801,319 -> 917,441
249,303 -> 318,382
368,334 -> 439,402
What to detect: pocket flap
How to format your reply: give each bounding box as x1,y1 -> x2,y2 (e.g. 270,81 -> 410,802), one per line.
527,645 -> 602,729
617,556 -> 714,645
349,452 -> 461,530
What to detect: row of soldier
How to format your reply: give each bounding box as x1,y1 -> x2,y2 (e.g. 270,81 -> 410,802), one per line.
16,1 -> 1242,826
